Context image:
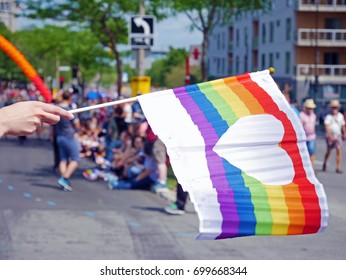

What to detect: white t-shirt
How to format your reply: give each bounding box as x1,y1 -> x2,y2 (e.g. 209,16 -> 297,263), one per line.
123,103 -> 133,124
324,112 -> 345,136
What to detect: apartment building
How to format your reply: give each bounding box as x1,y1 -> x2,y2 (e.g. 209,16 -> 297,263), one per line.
207,0 -> 346,107
0,0 -> 17,31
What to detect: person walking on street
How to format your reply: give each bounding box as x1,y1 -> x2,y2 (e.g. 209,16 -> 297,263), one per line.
164,183 -> 188,215
53,90 -> 81,191
322,99 -> 346,174
300,99 -> 317,168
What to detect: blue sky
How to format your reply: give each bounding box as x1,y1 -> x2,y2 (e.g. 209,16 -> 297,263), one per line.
153,14 -> 202,50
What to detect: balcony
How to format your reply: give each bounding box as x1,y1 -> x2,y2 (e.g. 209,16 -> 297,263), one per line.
297,0 -> 346,12
297,28 -> 346,46
296,64 -> 346,83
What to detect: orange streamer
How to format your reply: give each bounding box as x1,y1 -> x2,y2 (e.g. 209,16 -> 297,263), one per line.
0,34 -> 52,103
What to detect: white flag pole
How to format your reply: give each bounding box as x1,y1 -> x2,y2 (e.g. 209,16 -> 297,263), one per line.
68,96 -> 138,114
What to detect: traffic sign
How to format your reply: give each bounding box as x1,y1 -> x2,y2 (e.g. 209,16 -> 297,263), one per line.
189,45 -> 202,66
130,15 -> 155,37
130,37 -> 154,48
131,76 -> 151,96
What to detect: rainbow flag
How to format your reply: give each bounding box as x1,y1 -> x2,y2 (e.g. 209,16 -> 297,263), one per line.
138,70 -> 328,240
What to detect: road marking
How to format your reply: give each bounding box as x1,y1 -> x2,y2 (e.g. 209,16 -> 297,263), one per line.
84,211 -> 95,217
7,185 -> 14,191
128,221 -> 141,228
23,192 -> 32,198
47,201 -> 57,206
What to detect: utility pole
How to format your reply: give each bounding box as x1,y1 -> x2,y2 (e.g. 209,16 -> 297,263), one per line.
313,1 -> 319,101
55,55 -> 60,92
138,0 -> 145,76
185,57 -> 191,85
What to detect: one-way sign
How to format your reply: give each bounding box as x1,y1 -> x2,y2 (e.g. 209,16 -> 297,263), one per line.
130,15 -> 155,37
130,37 -> 154,48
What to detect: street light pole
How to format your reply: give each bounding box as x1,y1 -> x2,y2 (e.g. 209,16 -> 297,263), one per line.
138,0 -> 145,76
313,1 -> 319,102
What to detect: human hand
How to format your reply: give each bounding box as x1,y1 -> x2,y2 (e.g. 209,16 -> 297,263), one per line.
0,101 -> 74,137
327,134 -> 334,142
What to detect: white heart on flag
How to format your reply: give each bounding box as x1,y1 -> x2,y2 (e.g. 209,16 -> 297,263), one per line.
213,114 -> 294,186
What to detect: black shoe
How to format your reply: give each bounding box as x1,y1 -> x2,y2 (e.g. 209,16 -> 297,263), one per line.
322,163 -> 326,171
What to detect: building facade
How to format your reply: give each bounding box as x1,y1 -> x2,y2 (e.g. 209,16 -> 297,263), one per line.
0,0 -> 17,31
207,0 -> 346,108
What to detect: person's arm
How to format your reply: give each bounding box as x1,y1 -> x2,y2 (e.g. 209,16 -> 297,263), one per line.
0,101 -> 74,138
324,123 -> 333,141
135,167 -> 151,181
324,115 -> 334,141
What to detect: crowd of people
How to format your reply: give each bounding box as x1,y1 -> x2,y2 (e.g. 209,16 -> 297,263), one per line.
1,79 -> 346,216
48,89 -> 169,195
0,80 -> 169,195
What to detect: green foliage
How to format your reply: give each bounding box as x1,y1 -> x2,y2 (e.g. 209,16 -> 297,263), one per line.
0,23 -> 111,84
20,0 -> 173,93
164,64 -> 201,88
0,23 -> 25,80
146,47 -> 189,87
170,0 -> 270,81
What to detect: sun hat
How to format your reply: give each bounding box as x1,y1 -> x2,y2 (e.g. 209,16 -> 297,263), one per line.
304,99 -> 316,109
329,99 -> 341,108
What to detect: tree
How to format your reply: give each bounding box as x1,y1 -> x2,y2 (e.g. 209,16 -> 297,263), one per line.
146,47 -> 189,87
172,0 -> 270,81
21,0 -> 172,95
13,25 -> 110,89
0,23 -> 26,80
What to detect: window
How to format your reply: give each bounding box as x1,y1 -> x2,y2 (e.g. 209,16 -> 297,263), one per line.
217,33 -> 220,50
244,27 -> 248,47
324,52 -> 339,65
221,32 -> 225,49
269,21 -> 274,43
276,52 -> 280,59
269,53 -> 274,67
3,2 -> 9,11
286,18 -> 291,40
271,0 -> 276,10
262,23 -> 266,44
262,53 -> 266,69
285,52 -> 291,74
236,29 -> 240,47
236,56 -> 239,73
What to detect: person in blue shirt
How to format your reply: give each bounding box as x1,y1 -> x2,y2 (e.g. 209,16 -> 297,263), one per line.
53,90 -> 81,191
108,141 -> 158,190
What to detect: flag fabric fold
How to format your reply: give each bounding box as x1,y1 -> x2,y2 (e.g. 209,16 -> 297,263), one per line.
138,69 -> 328,240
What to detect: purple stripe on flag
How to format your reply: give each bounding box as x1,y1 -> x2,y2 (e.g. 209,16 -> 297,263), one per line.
173,86 -> 239,238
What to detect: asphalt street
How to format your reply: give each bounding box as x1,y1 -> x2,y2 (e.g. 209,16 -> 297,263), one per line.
0,135 -> 345,260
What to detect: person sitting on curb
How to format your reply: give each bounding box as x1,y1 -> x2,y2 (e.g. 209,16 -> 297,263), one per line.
107,141 -> 158,190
